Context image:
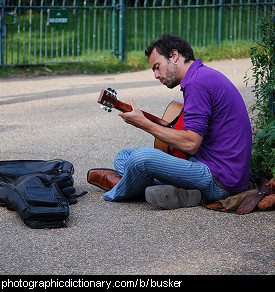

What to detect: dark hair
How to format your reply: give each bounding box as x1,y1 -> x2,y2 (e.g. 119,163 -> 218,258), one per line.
145,33 -> 196,63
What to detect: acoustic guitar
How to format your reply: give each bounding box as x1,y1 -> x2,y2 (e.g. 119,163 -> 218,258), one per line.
98,88 -> 184,154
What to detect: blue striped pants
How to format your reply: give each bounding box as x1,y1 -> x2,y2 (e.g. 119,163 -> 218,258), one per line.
103,146 -> 231,202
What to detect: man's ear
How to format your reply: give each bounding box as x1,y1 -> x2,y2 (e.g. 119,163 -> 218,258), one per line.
169,49 -> 179,64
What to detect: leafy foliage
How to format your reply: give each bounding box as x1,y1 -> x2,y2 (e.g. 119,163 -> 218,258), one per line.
250,120 -> 275,180
246,16 -> 275,179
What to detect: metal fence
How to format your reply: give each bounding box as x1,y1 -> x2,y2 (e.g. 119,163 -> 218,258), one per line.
0,0 -> 274,66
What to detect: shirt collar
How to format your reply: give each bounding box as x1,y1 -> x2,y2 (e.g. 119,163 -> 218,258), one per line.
180,58 -> 204,90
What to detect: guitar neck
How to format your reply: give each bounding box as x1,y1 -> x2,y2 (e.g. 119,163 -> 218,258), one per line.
114,100 -> 169,127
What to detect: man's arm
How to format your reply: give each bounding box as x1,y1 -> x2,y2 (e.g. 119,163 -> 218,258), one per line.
118,99 -> 203,155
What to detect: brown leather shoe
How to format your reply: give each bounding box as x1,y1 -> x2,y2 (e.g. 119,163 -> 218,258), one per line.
257,193 -> 275,211
87,168 -> 121,191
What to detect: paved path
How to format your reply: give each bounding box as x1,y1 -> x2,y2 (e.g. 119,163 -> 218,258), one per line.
0,59 -> 274,275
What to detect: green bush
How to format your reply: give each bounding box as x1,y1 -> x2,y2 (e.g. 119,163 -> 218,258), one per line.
247,16 -> 275,179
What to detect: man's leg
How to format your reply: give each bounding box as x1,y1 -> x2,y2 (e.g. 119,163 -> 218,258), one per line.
114,148 -> 166,186
113,148 -> 135,176
104,146 -> 230,202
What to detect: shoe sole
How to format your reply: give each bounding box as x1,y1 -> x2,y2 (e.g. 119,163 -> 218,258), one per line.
145,185 -> 201,209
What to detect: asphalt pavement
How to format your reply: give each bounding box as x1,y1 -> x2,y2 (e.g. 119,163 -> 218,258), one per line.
0,58 -> 274,275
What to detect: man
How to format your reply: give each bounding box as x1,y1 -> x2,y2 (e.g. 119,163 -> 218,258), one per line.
88,33 -> 252,209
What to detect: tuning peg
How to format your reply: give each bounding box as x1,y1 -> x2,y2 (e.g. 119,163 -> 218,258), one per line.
106,87 -> 117,99
100,105 -> 112,112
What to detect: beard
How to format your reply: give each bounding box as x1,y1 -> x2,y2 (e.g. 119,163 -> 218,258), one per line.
164,62 -> 180,89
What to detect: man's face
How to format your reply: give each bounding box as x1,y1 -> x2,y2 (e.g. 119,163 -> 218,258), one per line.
149,48 -> 179,89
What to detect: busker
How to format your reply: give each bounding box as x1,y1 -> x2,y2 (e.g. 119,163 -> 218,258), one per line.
88,33 -> 253,209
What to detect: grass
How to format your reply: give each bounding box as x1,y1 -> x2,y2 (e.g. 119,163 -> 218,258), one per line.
0,41 -> 251,78
0,2 -> 258,78
193,41 -> 251,62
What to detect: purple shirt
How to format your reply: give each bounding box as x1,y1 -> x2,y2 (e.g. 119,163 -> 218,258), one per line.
180,59 -> 252,193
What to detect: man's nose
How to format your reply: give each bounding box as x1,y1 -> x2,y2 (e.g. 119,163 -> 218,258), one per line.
154,70 -> 160,79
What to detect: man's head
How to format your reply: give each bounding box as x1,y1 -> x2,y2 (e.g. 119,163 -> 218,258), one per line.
145,34 -> 195,88
145,33 -> 195,63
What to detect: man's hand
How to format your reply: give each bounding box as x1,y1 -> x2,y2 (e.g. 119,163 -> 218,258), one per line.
118,98 -> 202,155
118,98 -> 148,128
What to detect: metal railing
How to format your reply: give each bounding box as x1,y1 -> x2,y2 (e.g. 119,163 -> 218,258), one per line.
0,0 -> 274,66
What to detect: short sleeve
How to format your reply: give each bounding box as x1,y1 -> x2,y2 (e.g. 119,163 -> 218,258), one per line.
182,85 -> 211,137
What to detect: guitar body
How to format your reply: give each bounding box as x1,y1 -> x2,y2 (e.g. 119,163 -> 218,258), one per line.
154,100 -> 184,153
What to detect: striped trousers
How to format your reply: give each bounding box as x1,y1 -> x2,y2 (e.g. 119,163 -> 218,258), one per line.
103,146 -> 231,202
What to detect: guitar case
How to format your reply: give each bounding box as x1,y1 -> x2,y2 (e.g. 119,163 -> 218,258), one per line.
0,159 -> 81,228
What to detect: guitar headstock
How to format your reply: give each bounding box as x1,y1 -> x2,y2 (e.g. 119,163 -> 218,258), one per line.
98,88 -> 118,112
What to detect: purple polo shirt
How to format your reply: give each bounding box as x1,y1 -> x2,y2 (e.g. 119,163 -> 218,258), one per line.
180,59 -> 252,193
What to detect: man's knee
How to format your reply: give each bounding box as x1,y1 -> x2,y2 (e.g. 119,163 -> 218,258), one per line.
114,148 -> 134,168
131,146 -> 156,160
126,146 -> 159,170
